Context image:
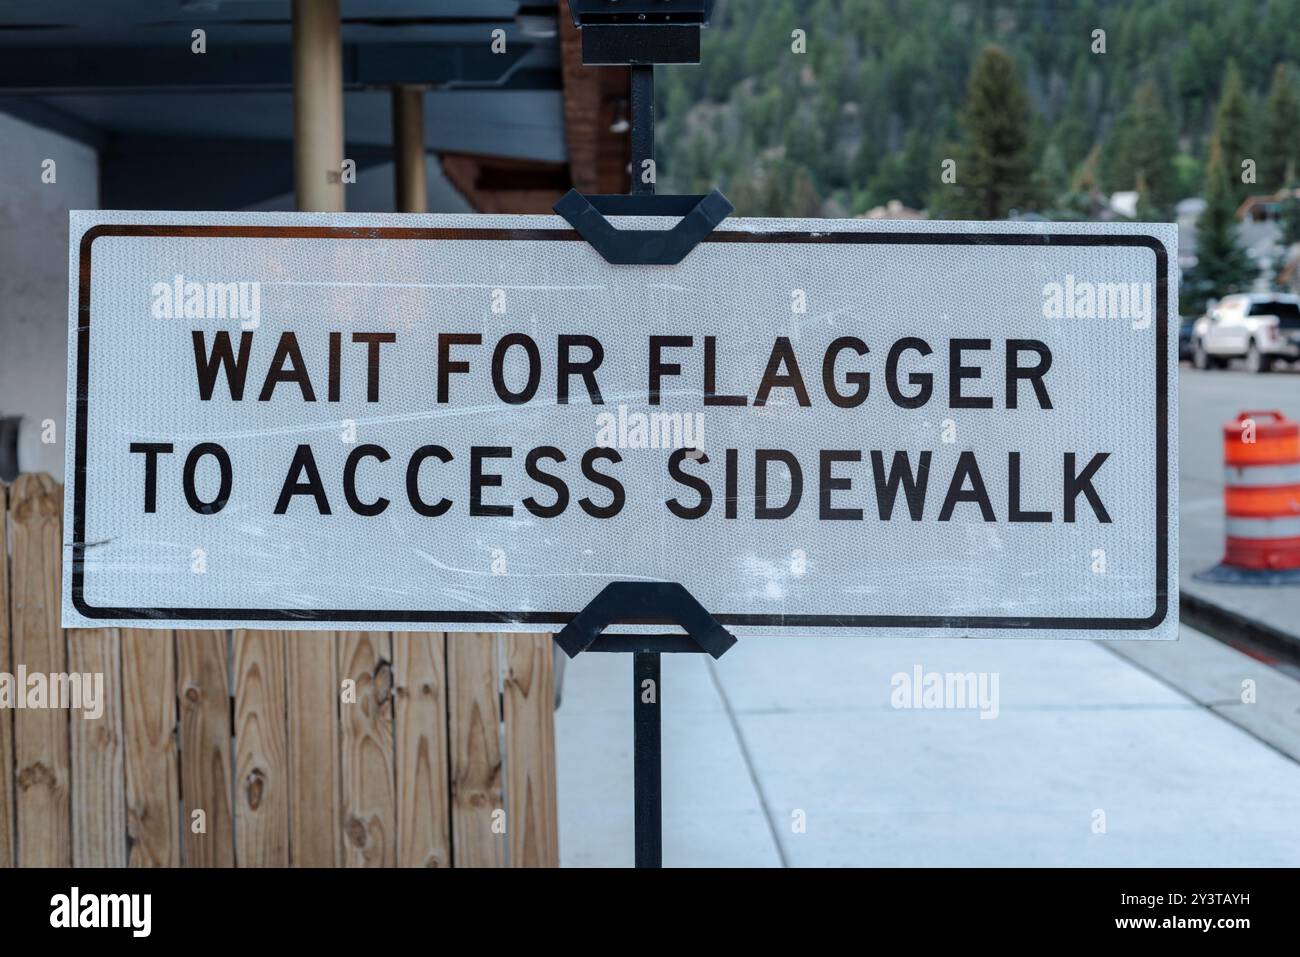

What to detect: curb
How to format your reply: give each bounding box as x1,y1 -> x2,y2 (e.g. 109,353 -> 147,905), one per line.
1180,590 -> 1300,668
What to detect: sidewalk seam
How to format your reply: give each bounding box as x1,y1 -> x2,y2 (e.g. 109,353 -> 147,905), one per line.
706,659 -> 790,868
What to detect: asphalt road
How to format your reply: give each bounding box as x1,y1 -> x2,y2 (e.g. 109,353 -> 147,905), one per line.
1178,363 -> 1300,662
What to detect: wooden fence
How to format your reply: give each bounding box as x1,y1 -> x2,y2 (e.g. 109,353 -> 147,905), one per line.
0,473 -> 558,867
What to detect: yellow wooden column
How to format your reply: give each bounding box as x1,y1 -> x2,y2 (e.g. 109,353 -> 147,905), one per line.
391,85 -> 427,213
292,0 -> 345,212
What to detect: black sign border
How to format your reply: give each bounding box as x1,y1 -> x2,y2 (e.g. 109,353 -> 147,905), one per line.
72,224 -> 1170,631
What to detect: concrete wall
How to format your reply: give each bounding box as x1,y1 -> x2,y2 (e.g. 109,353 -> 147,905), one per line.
0,111 -> 98,481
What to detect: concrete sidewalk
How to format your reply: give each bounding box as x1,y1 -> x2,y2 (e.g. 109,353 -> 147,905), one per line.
556,626 -> 1300,866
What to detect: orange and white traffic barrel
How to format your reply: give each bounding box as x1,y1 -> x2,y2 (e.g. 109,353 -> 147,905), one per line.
1199,410 -> 1300,583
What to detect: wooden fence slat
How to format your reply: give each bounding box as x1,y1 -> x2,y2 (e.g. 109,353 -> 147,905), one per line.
285,633 -> 340,867
69,628 -> 125,866
6,471 -> 566,869
0,483 -> 13,868
448,633 -> 504,868
504,634 -> 559,867
10,473 -> 70,866
122,628 -> 179,867
177,629 -> 234,867
393,631 -> 450,868
233,629 -> 289,866
339,631 -> 395,867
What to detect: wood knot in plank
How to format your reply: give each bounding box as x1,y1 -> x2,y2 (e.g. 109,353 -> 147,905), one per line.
17,760 -> 57,791
244,768 -> 266,810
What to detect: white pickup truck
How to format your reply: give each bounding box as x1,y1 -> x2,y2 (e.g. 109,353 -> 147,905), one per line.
1191,293 -> 1300,372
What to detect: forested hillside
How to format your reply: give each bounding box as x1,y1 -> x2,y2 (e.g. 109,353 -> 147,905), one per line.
657,0 -> 1300,221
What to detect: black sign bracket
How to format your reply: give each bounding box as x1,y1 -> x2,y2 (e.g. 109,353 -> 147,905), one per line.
553,189 -> 733,265
553,4 -> 736,869
555,581 -> 737,868
557,1 -> 730,267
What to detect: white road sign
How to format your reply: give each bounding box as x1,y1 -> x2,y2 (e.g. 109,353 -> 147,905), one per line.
63,211 -> 1178,638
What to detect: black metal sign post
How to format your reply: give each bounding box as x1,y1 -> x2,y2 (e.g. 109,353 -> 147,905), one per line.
555,583 -> 736,867
554,3 -> 735,868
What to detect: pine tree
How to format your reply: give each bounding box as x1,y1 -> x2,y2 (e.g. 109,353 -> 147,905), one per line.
1134,172 -> 1160,222
942,45 -> 1040,219
1188,136 -> 1255,309
788,167 -> 824,218
727,169 -> 765,218
1261,63 -> 1300,191
1054,59 -> 1095,171
1103,80 -> 1178,217
1214,62 -> 1253,205
1035,141 -> 1070,197
659,1 -> 1300,223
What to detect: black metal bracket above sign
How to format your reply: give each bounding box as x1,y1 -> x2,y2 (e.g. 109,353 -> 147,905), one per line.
569,1 -> 714,65
554,189 -> 733,265
556,1 -> 729,265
